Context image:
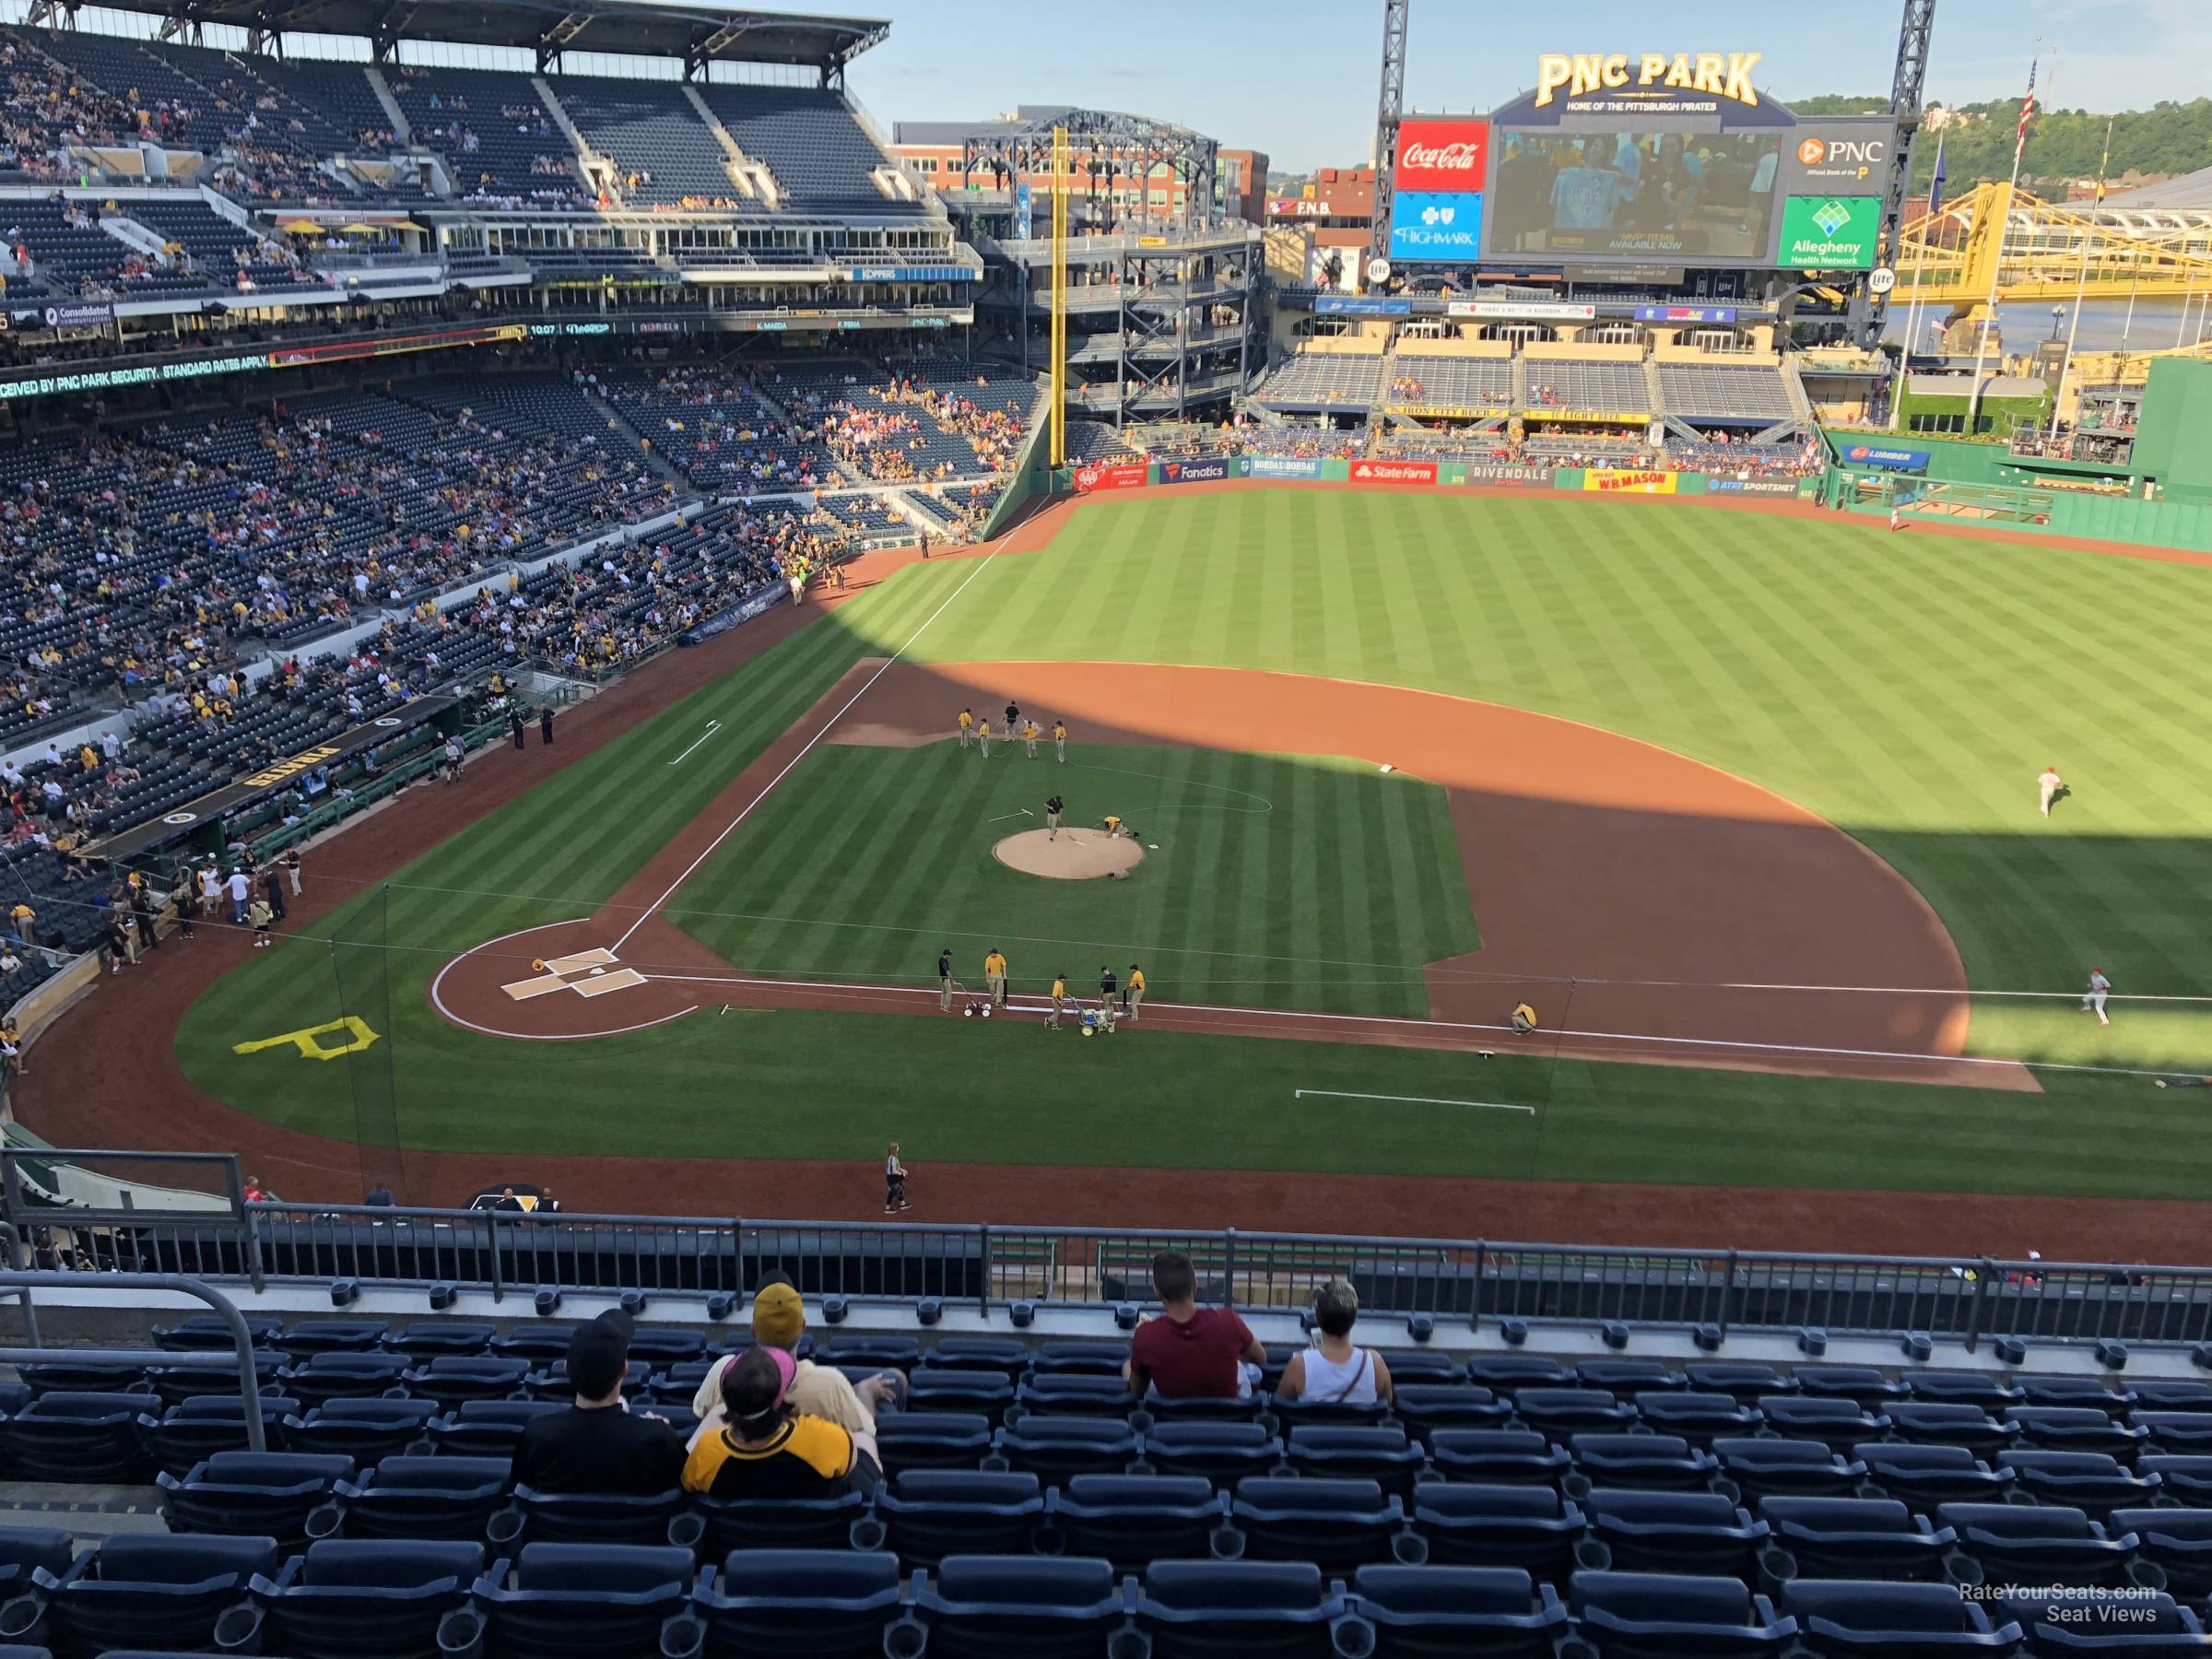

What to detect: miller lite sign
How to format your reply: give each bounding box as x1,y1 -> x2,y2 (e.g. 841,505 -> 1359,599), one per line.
1393,119 -> 1489,193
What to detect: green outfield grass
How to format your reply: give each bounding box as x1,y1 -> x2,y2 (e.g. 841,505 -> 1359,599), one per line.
172,487 -> 2212,1195
668,743 -> 1477,1018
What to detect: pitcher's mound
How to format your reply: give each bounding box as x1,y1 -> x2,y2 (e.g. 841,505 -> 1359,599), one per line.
993,828 -> 1147,880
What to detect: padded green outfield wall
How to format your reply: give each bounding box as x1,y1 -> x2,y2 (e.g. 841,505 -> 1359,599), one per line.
2132,359 -> 2212,504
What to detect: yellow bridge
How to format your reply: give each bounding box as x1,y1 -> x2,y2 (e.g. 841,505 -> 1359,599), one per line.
1895,181 -> 2212,309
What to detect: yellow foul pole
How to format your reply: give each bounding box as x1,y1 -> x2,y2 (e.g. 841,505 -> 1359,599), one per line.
1050,124 -> 1068,469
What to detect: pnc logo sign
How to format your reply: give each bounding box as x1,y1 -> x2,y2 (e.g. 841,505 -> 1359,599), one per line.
1394,119 -> 1489,193
1800,134 -> 1889,178
1535,52 -> 1761,107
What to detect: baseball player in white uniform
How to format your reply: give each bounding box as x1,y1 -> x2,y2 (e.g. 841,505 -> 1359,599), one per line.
2082,967 -> 2112,1026
2038,765 -> 2064,818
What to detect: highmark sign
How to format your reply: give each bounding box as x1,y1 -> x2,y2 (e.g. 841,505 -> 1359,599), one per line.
1535,52 -> 1761,108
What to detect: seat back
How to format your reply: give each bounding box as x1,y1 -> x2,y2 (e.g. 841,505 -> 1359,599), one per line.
40,1534 -> 279,1655
877,1470 -> 1044,1568
1584,1489 -> 1764,1575
920,1555 -> 1123,1659
512,1483 -> 687,1547
698,1547 -> 903,1659
1045,1476 -> 1229,1570
477,1542 -> 691,1658
1138,1559 -> 1344,1659
1232,1477 -> 1406,1573
689,1487 -> 873,1556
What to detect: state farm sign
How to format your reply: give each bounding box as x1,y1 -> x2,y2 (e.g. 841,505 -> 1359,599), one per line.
1393,119 -> 1488,194
1349,459 -> 1437,486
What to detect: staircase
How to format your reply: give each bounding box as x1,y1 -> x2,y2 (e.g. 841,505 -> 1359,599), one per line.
366,67 -> 411,145
681,86 -> 778,206
1778,353 -> 1818,429
1510,352 -> 1529,411
533,77 -> 617,206
1642,356 -> 1667,419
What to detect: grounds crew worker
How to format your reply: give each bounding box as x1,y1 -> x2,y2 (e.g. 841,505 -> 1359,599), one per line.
1126,964 -> 1146,1021
984,947 -> 1008,1008
1100,965 -> 1117,1006
1023,719 -> 1041,759
958,708 -> 975,751
1048,971 -> 1067,1030
1004,700 -> 1019,741
1511,1001 -> 1539,1034
938,947 -> 955,1012
1053,720 -> 1068,763
1046,794 -> 1064,841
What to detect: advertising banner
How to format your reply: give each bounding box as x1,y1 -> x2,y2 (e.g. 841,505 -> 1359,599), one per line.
1394,119 -> 1489,193
1159,457 -> 1232,484
1777,195 -> 1882,270
1314,295 -> 1411,317
1584,468 -> 1678,494
1446,300 -> 1594,321
1464,464 -> 1557,484
41,301 -> 113,329
1249,455 -> 1324,480
1837,441 -> 1929,473
1267,198 -> 1335,218
1350,459 -> 1438,486
1073,461 -> 1150,493
1390,191 -> 1484,262
1306,242 -> 1354,292
1396,405 -> 1509,421
1708,477 -> 1803,495
1635,304 -> 1738,324
1013,182 -> 1032,241
678,582 -> 785,646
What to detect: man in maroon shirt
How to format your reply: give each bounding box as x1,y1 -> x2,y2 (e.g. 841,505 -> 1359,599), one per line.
1124,1251 -> 1267,1399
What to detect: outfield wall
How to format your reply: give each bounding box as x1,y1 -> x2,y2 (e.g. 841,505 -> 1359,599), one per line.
1056,457 -> 1818,498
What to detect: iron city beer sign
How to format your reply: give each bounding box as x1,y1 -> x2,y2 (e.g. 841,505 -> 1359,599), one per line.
1535,52 -> 1762,108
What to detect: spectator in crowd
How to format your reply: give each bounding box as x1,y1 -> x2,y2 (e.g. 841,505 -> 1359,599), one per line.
1125,1249 -> 1266,1399
1274,1277 -> 1394,1406
510,1310 -> 685,1494
689,1272 -> 901,1443
682,1346 -> 881,1500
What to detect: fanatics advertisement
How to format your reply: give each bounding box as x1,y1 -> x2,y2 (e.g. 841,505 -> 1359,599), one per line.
1349,459 -> 1439,485
1159,458 -> 1231,484
1072,461 -> 1149,493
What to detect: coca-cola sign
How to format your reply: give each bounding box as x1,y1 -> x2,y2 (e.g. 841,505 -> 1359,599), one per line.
1394,119 -> 1489,193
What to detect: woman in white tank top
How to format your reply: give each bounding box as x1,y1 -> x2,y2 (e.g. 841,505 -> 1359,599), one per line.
1275,1277 -> 1394,1406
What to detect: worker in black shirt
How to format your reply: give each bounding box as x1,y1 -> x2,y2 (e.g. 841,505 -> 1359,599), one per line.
1003,700 -> 1019,742
509,1311 -> 684,1496
1100,965 -> 1117,1006
937,947 -> 954,1012
1046,794 -> 1064,841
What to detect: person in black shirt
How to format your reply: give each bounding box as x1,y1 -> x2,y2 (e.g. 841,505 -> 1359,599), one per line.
509,1310 -> 684,1496
1100,965 -> 1117,1006
1003,700 -> 1019,742
937,947 -> 954,1012
1046,795 -> 1064,841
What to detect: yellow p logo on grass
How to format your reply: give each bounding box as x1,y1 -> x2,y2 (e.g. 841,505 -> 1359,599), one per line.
231,1017 -> 382,1062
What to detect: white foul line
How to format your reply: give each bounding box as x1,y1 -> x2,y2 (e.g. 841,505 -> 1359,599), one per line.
668,719 -> 723,766
615,548 -> 1002,952
1294,1088 -> 1536,1114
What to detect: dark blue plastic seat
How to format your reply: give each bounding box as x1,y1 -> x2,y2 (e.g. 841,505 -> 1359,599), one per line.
22,1535 -> 278,1656
1375,1351 -> 1461,1385
877,1470 -> 1043,1567
815,1335 -> 920,1371
156,1452 -> 353,1548
1135,1559 -> 1359,1659
1030,1344 -> 1130,1377
924,1337 -> 1030,1378
1142,1421 -> 1283,1488
1859,1443 -> 2018,1506
1760,1395 -> 1890,1452
137,1395 -> 296,1477
1888,1403 -> 2019,1459
1686,1363 -> 1791,1406
2135,1414 -> 2212,1453
285,1398 -> 439,1461
2134,1382 -> 2212,1415
1512,1388 -> 1631,1436
2112,1506 -> 2212,1601
4,1394 -> 148,1483
620,1329 -> 708,1367
1426,1430 -> 1571,1486
2006,1407 -> 2146,1461
426,1399 -> 565,1456
501,1482 -> 687,1547
873,1411 -> 993,1472
380,1323 -> 496,1358
1996,1585 -> 2204,1654
1937,1503 -> 2145,1589
1996,1451 -> 2159,1516
688,1547 -> 902,1659
1575,1360 -> 1684,1395
1633,1391 -> 1759,1446
1713,1438 -> 1865,1500
1758,1496 -> 1955,1583
685,1488 -> 876,1558
470,1542 -> 692,1659
521,1359 -> 653,1401
16,1361 -> 151,1397
143,1357 -> 284,1406
1284,1426 -> 1427,1494
1794,1368 -> 1907,1408
251,1538 -> 483,1659
1145,1394 -> 1266,1427
994,1415 -> 1142,1483
1231,1477 -> 1414,1573
1463,1358 -> 1567,1395
1353,1563 -> 1569,1658
1411,1484 -> 1595,1583
1041,1475 -> 1233,1569
1782,1580 -> 2018,1655
1583,1489 -> 1768,1577
279,1353 -> 411,1408
399,1357 -> 532,1410
488,1325 -> 579,1362
1905,1372 -> 2022,1411
1569,1433 -> 1717,1492
1018,1375 -> 1141,1418
154,1315 -> 285,1352
276,1322 -> 392,1358
1390,1385 -> 1507,1440
0,1529 -> 71,1603
914,1554 -> 1124,1659
329,1455 -> 510,1540
1570,1569 -> 1795,1656
2138,1459 -> 2212,1510
2018,1376 -> 2132,1415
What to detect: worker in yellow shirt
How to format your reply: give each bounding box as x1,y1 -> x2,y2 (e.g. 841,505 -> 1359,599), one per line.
958,708 -> 974,751
983,947 -> 1008,1009
1511,1001 -> 1539,1034
1125,964 -> 1147,1022
1053,720 -> 1068,763
977,717 -> 992,759
1048,971 -> 1067,1030
1022,720 -> 1040,759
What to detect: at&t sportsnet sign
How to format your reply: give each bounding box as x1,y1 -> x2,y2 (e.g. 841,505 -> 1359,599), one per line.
1390,119 -> 1487,264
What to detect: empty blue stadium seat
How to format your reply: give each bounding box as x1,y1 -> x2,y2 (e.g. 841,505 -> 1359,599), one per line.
18,1361 -> 153,1397
1860,1443 -> 2018,1506
2018,1376 -> 2133,1415
499,1483 -> 687,1547
1375,1352 -> 1461,1385
924,1337 -> 1030,1377
1135,1559 -> 1359,1659
400,1357 -> 532,1410
285,1398 -> 439,1461
157,1451 -> 354,1547
522,1360 -> 653,1401
2135,1414 -> 2212,1454
329,1455 -> 510,1540
277,1322 -> 392,1358
1996,1451 -> 2159,1516
1353,1563 -> 1569,1658
1019,1375 -> 1142,1418
1513,1389 -> 1632,1436
1143,1421 -> 1284,1488
2006,1407 -> 2147,1461
0,1531 -> 71,1603
877,1470 -> 1043,1567
683,1488 -> 875,1557
1576,1360 -> 1684,1395
2111,1507 -> 2212,1601
1410,1484 -> 1597,1583
488,1326 -> 579,1362
1761,1395 -> 1891,1451
4,1394 -> 149,1483
915,1554 -> 1124,1659
250,1538 -> 483,1659
143,1357 -> 284,1406
1583,1489 -> 1768,1577
1569,1570 -> 1795,1656
1888,1403 -> 2020,1459
1041,1475 -> 1233,1569
876,1411 -> 993,1472
279,1353 -> 411,1407
1937,1504 -> 2147,1589
1231,1477 -> 1416,1573
137,1394 -> 297,1477
1757,1496 -> 1956,1583
818,1335 -> 921,1371
1426,1430 -> 1571,1486
1389,1385 -> 1507,1439
624,1329 -> 708,1367
1633,1392 -> 1760,1445
1284,1426 -> 1427,1494
1271,1394 -> 1393,1433
1712,1439 -> 1866,1501
1145,1394 -> 1267,1427
994,1415 -> 1142,1483
22,1535 -> 278,1657
427,1399 -> 564,1456
687,1547 -> 902,1659
1686,1364 -> 1791,1405
154,1315 -> 285,1352
1794,1368 -> 1906,1407
1781,1580 -> 2018,1655
1906,1372 -> 2022,1411
2133,1382 -> 2212,1415
1568,1433 -> 1717,1493
469,1542 -> 692,1659
381,1323 -> 497,1358
1463,1358 -> 1566,1394
1030,1345 -> 1128,1377
2138,1458 -> 2212,1510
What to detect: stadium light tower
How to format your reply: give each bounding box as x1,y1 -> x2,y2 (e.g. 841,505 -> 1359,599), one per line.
1859,0 -> 1939,353
1366,0 -> 1410,290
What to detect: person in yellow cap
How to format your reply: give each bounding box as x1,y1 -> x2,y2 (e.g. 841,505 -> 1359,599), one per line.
1022,719 -> 1040,759
688,1273 -> 902,1443
957,708 -> 974,751
1511,1002 -> 1539,1034
1048,971 -> 1067,1030
1126,964 -> 1147,1021
1053,719 -> 1068,763
983,947 -> 1008,1008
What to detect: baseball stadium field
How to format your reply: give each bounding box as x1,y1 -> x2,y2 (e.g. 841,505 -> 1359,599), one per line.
131,482 -> 2212,1249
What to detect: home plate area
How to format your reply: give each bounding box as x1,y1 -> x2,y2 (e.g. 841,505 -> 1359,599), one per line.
502,948 -> 650,1002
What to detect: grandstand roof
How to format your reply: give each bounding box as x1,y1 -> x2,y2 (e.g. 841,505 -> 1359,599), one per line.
102,0 -> 888,69
2100,165 -> 2212,211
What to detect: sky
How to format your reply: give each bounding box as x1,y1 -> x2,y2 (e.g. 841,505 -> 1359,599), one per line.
843,0 -> 2208,174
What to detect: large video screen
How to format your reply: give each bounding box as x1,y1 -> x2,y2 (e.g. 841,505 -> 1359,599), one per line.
1486,129 -> 1786,262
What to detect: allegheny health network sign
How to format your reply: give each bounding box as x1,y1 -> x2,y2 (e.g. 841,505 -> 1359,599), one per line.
1778,195 -> 1881,271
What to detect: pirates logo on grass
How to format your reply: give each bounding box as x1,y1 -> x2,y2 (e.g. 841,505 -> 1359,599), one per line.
232,1016 -> 381,1061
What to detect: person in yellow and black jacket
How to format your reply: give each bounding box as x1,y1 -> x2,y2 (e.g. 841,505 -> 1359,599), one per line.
682,1347 -> 879,1500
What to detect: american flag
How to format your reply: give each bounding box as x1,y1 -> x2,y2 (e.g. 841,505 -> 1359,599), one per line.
2013,58 -> 2038,166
